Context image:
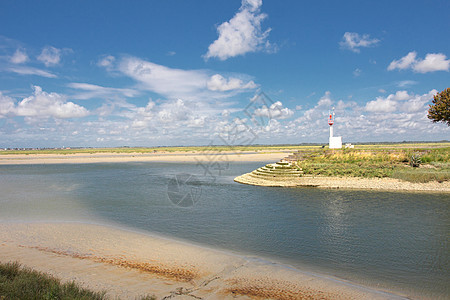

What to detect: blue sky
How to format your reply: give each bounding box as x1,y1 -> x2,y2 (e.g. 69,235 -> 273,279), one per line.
0,0 -> 449,147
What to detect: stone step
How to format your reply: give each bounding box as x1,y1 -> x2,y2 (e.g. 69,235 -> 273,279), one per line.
251,171 -> 301,178
254,169 -> 303,175
262,167 -> 302,173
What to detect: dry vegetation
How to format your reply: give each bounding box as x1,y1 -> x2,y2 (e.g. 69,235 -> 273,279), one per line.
296,145 -> 449,183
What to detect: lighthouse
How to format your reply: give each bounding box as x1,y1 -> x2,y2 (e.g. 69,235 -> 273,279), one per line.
328,110 -> 342,149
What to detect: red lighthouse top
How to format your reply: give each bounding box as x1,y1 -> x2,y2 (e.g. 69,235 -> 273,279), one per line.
328,113 -> 334,126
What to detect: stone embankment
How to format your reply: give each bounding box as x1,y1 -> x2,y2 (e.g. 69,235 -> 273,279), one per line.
234,161 -> 304,187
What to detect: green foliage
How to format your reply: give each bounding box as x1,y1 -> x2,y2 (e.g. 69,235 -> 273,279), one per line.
392,168 -> 450,183
0,261 -> 155,300
0,261 -> 106,300
409,153 -> 422,167
428,88 -> 450,126
421,147 -> 450,163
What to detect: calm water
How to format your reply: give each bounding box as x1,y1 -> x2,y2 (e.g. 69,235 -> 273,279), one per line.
0,162 -> 448,299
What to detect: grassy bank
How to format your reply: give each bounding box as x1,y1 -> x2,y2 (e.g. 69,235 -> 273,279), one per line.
0,261 -> 155,300
296,146 -> 450,183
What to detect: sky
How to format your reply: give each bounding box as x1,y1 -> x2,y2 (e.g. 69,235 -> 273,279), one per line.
0,0 -> 449,148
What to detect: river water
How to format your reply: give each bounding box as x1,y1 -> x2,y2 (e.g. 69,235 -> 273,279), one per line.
0,161 -> 448,299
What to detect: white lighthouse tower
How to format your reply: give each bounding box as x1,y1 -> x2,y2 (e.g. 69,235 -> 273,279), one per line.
328,109 -> 342,149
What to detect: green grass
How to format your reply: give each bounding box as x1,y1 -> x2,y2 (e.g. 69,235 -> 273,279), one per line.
0,261 -> 155,300
296,146 -> 450,183
391,167 -> 450,183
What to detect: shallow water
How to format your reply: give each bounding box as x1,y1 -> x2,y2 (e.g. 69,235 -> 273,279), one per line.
0,162 -> 448,299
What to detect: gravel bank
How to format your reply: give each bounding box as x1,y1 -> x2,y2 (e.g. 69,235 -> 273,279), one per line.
234,173 -> 450,193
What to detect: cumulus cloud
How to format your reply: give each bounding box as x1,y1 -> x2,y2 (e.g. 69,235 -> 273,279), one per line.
10,48 -> 29,64
340,32 -> 380,53
16,86 -> 89,119
254,101 -> 293,120
207,74 -> 257,91
280,89 -> 448,144
6,66 -> 57,78
0,92 -> 15,117
388,51 -> 450,73
365,97 -> 397,113
388,52 -> 417,71
364,90 -> 436,113
204,0 -> 274,60
68,82 -> 139,100
37,46 -> 64,66
414,53 -> 450,73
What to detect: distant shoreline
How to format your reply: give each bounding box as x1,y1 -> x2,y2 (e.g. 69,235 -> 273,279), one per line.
0,151 -> 287,165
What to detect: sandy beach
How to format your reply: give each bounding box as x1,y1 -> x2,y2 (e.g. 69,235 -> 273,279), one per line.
0,222 -> 407,299
0,151 -> 287,165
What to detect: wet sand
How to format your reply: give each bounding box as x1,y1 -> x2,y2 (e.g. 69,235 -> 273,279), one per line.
0,222 -> 407,299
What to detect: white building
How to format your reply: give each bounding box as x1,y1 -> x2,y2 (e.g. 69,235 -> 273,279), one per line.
328,111 -> 342,149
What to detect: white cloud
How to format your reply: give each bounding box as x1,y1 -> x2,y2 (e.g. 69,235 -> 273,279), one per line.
207,74 -> 257,91
254,101 -> 293,119
388,51 -> 417,71
414,53 -> 450,73
340,32 -> 380,53
365,97 -> 397,113
317,91 -> 333,107
353,68 -> 362,77
0,92 -> 15,117
388,52 -> 450,73
365,90 -> 432,113
204,0 -> 274,60
6,66 -> 57,78
396,80 -> 418,88
10,48 -> 29,64
97,55 -> 115,68
280,89 -> 448,143
68,82 -> 139,100
37,46 -> 62,66
16,86 -> 89,119
298,91 -> 334,124
119,56 -> 208,99
400,90 -> 437,113
118,56 -> 257,102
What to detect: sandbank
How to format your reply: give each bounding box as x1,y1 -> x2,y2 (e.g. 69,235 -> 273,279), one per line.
234,173 -> 450,193
0,222 -> 407,299
0,151 -> 287,165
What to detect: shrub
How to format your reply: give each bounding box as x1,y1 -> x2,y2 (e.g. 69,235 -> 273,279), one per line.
409,153 -> 422,167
